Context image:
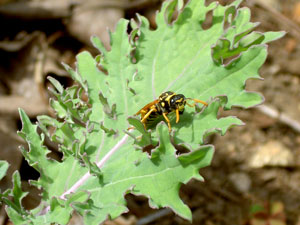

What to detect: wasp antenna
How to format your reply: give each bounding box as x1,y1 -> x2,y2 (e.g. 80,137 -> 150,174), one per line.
186,98 -> 208,106
193,99 -> 208,106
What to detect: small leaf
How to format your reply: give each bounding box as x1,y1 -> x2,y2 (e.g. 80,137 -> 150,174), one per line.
62,62 -> 86,91
262,31 -> 286,44
0,161 -> 9,180
127,117 -> 153,147
11,171 -> 28,214
91,36 -> 107,57
82,153 -> 102,177
49,197 -> 72,225
100,122 -> 117,136
178,145 -> 214,169
99,92 -> 117,119
164,0 -> 183,24
5,206 -> 30,225
48,76 -> 64,94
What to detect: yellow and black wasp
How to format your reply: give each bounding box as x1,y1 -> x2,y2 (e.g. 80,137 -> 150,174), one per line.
135,91 -> 208,132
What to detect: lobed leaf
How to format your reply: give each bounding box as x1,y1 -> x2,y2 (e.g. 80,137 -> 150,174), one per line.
1,0 -> 284,224
174,96 -> 244,147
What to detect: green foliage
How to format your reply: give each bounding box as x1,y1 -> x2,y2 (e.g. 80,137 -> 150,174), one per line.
248,201 -> 286,225
0,161 -> 9,180
0,0 -> 284,224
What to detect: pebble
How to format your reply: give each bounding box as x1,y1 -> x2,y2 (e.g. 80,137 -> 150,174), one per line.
229,172 -> 252,193
248,141 -> 294,168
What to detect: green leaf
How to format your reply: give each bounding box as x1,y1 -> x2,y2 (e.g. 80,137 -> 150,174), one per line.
0,160 -> 9,181
48,76 -> 64,94
2,0 -> 284,224
78,123 -> 214,223
11,172 -> 28,210
3,171 -> 31,225
127,0 -> 283,110
174,96 -> 244,146
127,117 -> 153,147
5,207 -> 30,225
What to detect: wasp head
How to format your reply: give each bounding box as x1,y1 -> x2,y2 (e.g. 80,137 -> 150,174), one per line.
170,94 -> 186,113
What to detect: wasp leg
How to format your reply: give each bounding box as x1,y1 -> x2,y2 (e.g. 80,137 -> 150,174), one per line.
162,112 -> 172,132
187,98 -> 208,107
141,108 -> 155,123
140,108 -> 156,130
186,102 -> 196,107
175,108 -> 180,123
135,109 -> 145,116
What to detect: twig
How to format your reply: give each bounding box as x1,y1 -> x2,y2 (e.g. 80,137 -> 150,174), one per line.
76,0 -> 159,13
256,105 -> 300,133
0,96 -> 48,117
252,0 -> 300,40
136,208 -> 173,225
0,0 -> 159,19
0,0 -> 71,19
0,32 -> 40,52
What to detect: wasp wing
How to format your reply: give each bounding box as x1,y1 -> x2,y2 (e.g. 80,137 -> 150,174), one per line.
135,99 -> 159,115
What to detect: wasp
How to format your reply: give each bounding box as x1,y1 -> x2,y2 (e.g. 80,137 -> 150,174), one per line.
135,91 -> 208,132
